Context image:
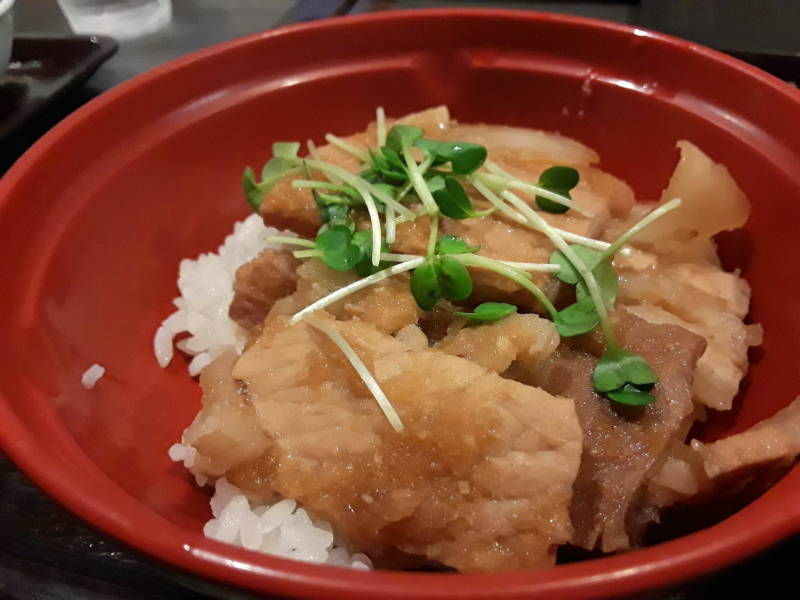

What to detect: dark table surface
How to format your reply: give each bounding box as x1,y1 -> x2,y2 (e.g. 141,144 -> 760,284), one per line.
2,1 -> 799,599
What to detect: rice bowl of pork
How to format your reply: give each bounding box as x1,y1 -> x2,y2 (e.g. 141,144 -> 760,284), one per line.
1,8 -> 799,600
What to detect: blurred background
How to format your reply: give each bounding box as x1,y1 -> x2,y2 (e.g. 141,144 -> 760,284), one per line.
1,1 -> 798,599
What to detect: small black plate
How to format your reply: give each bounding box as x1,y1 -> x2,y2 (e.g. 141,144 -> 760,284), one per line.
0,35 -> 117,139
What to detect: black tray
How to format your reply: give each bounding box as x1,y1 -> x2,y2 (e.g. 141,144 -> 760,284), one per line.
0,35 -> 117,139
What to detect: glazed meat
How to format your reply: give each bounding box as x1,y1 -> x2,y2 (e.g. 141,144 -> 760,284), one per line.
618,262 -> 760,411
258,106 -> 451,235
163,107 -> 800,574
225,315 -> 583,572
229,249 -> 300,332
526,312 -> 706,552
692,398 -> 800,478
183,352 -> 269,477
268,259 -> 421,335
435,313 -> 560,373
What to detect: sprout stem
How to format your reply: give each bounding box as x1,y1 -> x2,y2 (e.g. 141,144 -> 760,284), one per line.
266,235 -> 316,248
596,198 -> 683,263
426,213 -> 439,258
503,191 -> 616,344
453,253 -> 558,318
379,252 -> 558,272
324,133 -> 369,163
376,107 -> 387,147
402,146 -> 439,215
293,249 -> 322,259
482,163 -> 593,218
306,139 -> 339,184
291,180 -> 360,200
303,159 -> 415,220
304,314 -> 403,432
290,257 -> 425,324
470,176 -> 610,251
385,205 -> 397,244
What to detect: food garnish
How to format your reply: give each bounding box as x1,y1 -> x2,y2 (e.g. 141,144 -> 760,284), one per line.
246,107 -> 684,423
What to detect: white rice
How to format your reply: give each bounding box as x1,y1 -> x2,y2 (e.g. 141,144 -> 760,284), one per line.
154,213 -> 293,376
81,363 -> 105,389
160,216 -> 373,570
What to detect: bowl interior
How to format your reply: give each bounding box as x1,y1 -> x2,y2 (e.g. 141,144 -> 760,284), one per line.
2,9 -> 800,599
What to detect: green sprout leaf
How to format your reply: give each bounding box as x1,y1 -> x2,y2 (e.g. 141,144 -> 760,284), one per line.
410,255 -> 474,310
438,256 -> 473,301
536,166 -> 579,213
455,302 -> 517,323
242,167 -> 264,211
553,296 -> 600,337
576,258 -> 618,306
551,245 -> 618,306
437,235 -> 479,255
593,348 -> 659,393
606,383 -> 656,406
385,125 -> 423,154
414,139 -> 487,175
368,148 -> 407,183
410,260 -> 441,310
352,230 -> 389,277
431,175 -> 481,219
551,245 -> 594,285
243,142 -> 303,211
272,142 -> 301,160
315,225 -> 364,271
314,192 -> 350,222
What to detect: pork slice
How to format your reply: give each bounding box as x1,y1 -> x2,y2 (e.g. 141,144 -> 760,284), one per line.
266,258 -> 420,334
618,262 -> 759,411
442,217 -> 555,311
388,214 -> 559,312
636,140 -> 749,247
527,312 -> 706,552
691,398 -> 800,478
229,249 -> 300,332
258,107 -> 451,234
342,274 -> 421,334
436,313 -> 559,373
442,123 -> 599,166
183,352 -> 269,478
258,177 -> 320,236
231,316 -> 583,572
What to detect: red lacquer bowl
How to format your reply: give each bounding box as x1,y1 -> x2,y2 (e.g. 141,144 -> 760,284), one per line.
1,9 -> 799,600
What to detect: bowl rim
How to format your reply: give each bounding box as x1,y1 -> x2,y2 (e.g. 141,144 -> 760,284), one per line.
2,7 -> 800,600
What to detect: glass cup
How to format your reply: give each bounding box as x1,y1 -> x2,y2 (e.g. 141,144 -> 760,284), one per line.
0,0 -> 14,73
56,0 -> 172,40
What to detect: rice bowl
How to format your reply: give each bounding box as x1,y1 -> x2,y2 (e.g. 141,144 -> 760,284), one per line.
1,9 -> 800,599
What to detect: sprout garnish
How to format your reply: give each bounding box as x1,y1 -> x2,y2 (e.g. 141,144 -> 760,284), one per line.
246,114 -> 685,422
304,314 -> 403,432
455,302 -> 517,324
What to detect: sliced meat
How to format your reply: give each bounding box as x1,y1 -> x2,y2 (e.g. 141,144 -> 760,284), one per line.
436,313 -> 559,373
440,217 -> 553,311
618,262 -> 759,411
342,275 -> 421,334
229,315 -> 582,572
526,311 -> 706,552
636,140 -> 749,247
183,352 -> 269,478
691,398 -> 800,478
266,258 -> 420,335
644,439 -> 708,509
258,177 -> 320,236
443,123 -> 599,166
229,249 -> 300,332
258,107 -> 451,234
